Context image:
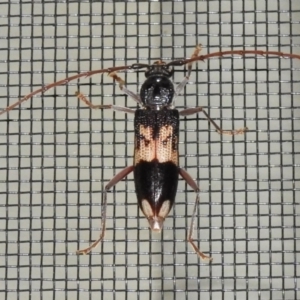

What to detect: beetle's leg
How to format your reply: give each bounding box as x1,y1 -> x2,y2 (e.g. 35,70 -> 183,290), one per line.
179,106 -> 247,135
177,45 -> 246,135
109,72 -> 143,106
76,69 -> 143,112
77,165 -> 134,255
179,168 -> 213,262
175,45 -> 202,96
75,91 -> 135,114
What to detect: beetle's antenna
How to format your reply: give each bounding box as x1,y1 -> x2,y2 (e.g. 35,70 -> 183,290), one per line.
0,65 -> 131,116
172,50 -> 300,66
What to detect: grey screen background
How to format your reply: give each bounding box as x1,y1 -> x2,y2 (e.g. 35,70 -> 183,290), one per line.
0,1 -> 299,300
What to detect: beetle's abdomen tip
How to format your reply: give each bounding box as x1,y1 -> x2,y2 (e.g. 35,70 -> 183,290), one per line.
148,216 -> 164,232
141,199 -> 172,232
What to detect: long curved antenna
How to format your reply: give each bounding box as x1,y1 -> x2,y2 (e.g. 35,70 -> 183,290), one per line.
2,49 -> 300,116
0,65 -> 132,116
167,50 -> 300,66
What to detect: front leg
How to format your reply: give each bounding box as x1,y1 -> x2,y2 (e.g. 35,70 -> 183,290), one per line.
109,72 -> 143,106
175,45 -> 202,96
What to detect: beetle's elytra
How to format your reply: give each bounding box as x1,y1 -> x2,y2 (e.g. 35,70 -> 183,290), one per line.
2,46 -> 300,261
134,109 -> 179,232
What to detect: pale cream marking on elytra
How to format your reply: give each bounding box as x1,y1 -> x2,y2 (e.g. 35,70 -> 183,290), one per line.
134,125 -> 178,164
141,199 -> 154,218
158,200 -> 171,218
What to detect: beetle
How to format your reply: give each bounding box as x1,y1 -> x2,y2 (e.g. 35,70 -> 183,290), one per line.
1,46 -> 299,261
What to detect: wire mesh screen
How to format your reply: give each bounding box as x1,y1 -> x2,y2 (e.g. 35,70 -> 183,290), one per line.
0,1 -> 299,299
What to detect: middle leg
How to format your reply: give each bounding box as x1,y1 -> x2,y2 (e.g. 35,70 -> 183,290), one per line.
179,106 -> 248,135
75,91 -> 136,114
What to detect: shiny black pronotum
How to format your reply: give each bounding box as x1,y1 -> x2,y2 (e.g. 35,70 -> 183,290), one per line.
2,46 -> 299,261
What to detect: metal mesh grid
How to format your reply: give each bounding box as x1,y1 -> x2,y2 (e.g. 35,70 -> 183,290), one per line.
0,1 -> 299,299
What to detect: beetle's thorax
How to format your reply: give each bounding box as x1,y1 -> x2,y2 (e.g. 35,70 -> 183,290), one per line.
140,75 -> 174,110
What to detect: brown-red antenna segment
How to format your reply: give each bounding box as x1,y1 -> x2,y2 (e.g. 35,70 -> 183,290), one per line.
2,49 -> 300,116
0,65 -> 131,116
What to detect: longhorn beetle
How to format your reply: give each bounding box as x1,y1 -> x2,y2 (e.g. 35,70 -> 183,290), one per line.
1,46 -> 299,261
